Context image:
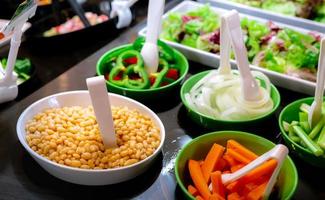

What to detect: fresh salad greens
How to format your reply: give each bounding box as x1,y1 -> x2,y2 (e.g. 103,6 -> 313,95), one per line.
282,102 -> 325,156
161,5 -> 321,82
229,0 -> 325,22
0,58 -> 33,84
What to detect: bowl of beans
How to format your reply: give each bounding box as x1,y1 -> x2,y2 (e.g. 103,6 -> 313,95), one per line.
16,91 -> 165,185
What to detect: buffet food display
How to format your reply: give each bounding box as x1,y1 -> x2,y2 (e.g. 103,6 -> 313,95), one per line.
3,0 -> 325,199
160,4 -> 321,82
43,12 -> 109,37
228,0 -> 325,23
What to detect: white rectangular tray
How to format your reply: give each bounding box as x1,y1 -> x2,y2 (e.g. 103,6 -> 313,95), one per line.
138,0 -> 320,95
0,20 -> 31,48
199,0 -> 325,33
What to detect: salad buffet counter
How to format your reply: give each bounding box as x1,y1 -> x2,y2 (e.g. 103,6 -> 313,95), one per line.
1,0 -> 325,200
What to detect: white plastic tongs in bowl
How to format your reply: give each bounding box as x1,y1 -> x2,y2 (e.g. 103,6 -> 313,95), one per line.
221,10 -> 261,102
109,0 -> 138,29
0,0 -> 37,104
209,144 -> 289,199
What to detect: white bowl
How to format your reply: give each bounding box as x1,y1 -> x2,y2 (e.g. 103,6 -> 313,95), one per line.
16,91 -> 165,185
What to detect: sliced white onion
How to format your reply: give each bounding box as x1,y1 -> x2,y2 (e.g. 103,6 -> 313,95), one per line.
185,70 -> 274,121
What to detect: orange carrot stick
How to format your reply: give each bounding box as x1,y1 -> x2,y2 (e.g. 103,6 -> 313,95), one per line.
223,154 -> 238,167
215,158 -> 227,171
209,193 -> 225,200
241,159 -> 277,183
196,195 -> 204,200
211,171 -> 225,198
231,163 -> 245,173
228,192 -> 243,200
246,181 -> 268,200
242,175 -> 270,196
226,149 -> 251,164
189,159 -> 211,200
226,181 -> 241,193
188,185 -> 199,197
227,140 -> 258,161
201,144 -> 225,183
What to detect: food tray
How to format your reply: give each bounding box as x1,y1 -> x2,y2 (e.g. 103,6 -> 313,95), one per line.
138,0 -> 321,95
0,20 -> 31,48
199,0 -> 325,33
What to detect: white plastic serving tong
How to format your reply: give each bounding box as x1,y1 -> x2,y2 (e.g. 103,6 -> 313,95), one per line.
217,15 -> 232,76
222,10 -> 261,102
0,0 -> 37,104
86,76 -> 117,149
210,144 -> 289,200
110,0 -> 138,29
308,38 -> 325,128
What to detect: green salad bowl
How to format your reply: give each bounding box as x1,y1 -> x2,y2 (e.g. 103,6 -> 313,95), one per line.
279,97 -> 325,167
180,70 -> 281,130
96,44 -> 189,102
175,131 -> 298,200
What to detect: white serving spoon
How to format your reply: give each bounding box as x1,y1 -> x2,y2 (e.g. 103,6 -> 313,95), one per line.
223,10 -> 261,102
141,0 -> 165,74
209,144 -> 289,199
309,38 -> 325,128
218,15 -> 232,75
86,76 -> 117,148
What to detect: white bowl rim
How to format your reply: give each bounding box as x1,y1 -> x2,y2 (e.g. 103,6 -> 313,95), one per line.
16,90 -> 166,173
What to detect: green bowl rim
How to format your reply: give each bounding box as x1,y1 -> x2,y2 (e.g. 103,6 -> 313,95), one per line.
278,97 -> 321,157
180,70 -> 281,123
174,130 -> 298,200
96,44 -> 189,92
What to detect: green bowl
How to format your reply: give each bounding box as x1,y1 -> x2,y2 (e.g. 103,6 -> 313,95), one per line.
96,44 -> 189,102
175,131 -> 298,200
279,97 -> 325,167
180,70 -> 281,130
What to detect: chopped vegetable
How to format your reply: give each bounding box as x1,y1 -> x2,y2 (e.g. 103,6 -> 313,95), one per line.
184,70 -> 273,121
188,185 -> 199,196
227,140 -> 258,161
186,140 -> 279,199
103,37 -> 180,89
161,5 -> 322,82
309,118 -> 324,139
246,181 -> 268,200
229,0 -> 325,24
211,171 -> 225,198
201,144 -> 225,183
293,126 -> 324,156
0,58 -> 33,84
189,159 -> 211,200
226,149 -> 251,165
43,12 -> 109,37
317,126 -> 325,149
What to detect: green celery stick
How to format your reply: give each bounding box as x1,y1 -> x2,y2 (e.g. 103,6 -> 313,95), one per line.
291,121 -> 299,126
300,103 -> 310,113
283,121 -> 290,132
299,121 -> 311,133
300,140 -> 307,148
309,118 -> 324,139
293,126 -> 324,156
317,126 -> 325,150
288,125 -> 296,137
299,112 -> 308,122
289,135 -> 301,143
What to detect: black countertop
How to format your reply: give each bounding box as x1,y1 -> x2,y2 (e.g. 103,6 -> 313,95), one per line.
0,0 -> 324,199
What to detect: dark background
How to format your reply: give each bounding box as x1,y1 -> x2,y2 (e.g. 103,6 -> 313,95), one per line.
0,0 -> 324,199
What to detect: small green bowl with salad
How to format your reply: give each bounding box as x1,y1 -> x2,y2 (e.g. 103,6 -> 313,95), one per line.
175,131 -> 298,200
180,70 -> 281,130
279,97 -> 325,167
96,37 -> 189,102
